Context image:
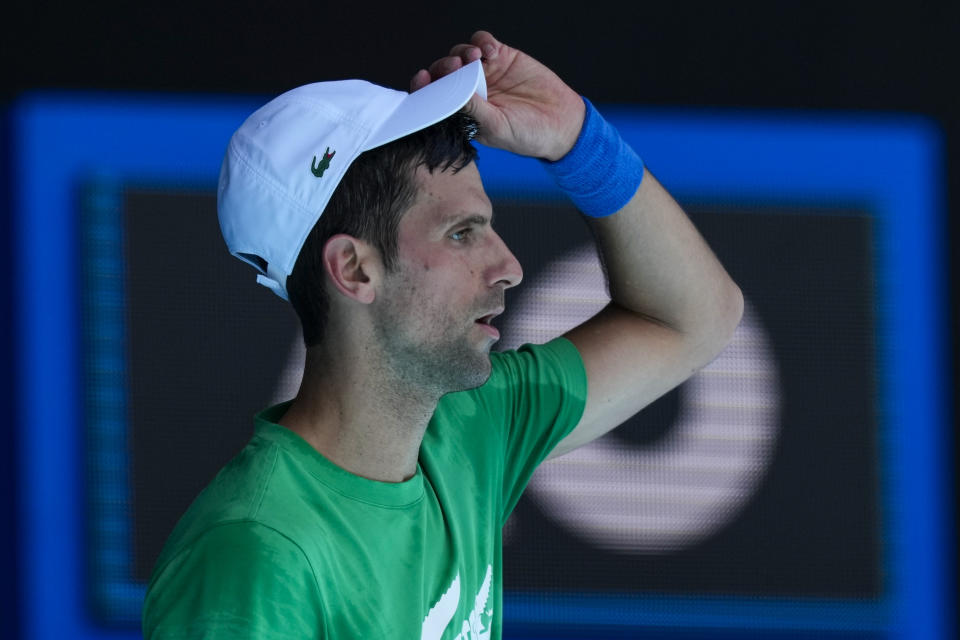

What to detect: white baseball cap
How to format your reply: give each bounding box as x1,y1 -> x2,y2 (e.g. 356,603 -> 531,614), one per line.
217,60 -> 487,300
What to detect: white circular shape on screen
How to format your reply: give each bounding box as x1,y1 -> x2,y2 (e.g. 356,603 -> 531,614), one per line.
501,244 -> 781,553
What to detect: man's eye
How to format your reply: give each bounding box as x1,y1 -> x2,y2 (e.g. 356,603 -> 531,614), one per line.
450,228 -> 472,242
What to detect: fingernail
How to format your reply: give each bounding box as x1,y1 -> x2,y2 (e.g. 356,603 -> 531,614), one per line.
482,44 -> 495,58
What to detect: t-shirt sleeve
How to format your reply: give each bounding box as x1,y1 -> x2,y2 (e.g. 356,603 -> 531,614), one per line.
484,337 -> 587,524
143,521 -> 324,639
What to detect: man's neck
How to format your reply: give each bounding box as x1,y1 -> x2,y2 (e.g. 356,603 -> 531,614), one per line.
278,345 -> 442,483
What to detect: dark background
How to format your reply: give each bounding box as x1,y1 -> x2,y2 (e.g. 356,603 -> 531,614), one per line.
2,1 -> 956,637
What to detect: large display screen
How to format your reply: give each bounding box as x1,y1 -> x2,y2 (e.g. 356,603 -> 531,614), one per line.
14,95 -> 949,639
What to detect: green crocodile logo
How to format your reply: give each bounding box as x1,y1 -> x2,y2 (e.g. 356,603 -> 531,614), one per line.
311,147 -> 336,177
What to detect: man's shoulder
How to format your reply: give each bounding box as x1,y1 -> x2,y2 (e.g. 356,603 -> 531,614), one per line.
482,337 -> 585,392
431,337 -> 586,433
180,436 -> 282,523
150,433 -> 319,579
143,518 -> 324,638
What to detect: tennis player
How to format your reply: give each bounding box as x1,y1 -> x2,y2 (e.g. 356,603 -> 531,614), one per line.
143,30 -> 742,639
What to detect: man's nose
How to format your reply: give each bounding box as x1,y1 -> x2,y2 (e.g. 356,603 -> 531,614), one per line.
487,232 -> 523,289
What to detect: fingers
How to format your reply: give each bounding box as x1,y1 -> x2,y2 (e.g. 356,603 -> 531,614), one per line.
427,41 -> 483,80
447,43 -> 483,61
408,51 -> 474,93
408,53 -> 470,93
409,58 -> 462,93
409,68 -> 431,93
428,55 -> 466,79
469,30 -> 501,60
410,31 -> 502,93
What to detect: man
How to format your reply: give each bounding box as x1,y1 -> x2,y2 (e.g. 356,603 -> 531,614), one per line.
143,31 -> 742,638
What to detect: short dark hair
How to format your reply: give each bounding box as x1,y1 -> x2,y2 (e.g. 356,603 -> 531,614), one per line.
287,111 -> 479,347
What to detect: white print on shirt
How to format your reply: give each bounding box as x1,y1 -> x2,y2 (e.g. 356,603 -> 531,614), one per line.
421,574 -> 460,639
421,565 -> 493,640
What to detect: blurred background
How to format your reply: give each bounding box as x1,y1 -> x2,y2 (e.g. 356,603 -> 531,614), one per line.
2,1 -> 956,638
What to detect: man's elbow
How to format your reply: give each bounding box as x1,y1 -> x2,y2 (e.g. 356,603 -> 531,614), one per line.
691,280 -> 744,365
718,280 -> 745,343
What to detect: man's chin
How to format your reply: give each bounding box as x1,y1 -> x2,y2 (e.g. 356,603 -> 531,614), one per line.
443,354 -> 493,394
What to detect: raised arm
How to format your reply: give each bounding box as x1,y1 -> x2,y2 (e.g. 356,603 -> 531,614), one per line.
414,31 -> 743,458
553,170 -> 743,456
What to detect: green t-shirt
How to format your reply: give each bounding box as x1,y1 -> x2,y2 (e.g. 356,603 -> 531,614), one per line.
143,338 -> 587,639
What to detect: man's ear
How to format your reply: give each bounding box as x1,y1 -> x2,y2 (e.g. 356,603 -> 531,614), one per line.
322,234 -> 381,304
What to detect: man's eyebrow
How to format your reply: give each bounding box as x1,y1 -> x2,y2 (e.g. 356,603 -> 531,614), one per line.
442,212 -> 492,227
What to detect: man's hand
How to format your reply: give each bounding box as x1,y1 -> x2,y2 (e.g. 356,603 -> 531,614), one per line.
411,31 -> 585,161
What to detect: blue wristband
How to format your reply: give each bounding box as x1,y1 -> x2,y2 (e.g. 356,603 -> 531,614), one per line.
541,97 -> 644,218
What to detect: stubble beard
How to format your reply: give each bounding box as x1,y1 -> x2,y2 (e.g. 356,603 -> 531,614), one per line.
372,281 -> 493,397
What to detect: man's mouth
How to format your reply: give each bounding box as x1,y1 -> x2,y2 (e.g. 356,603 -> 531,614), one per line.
474,309 -> 504,340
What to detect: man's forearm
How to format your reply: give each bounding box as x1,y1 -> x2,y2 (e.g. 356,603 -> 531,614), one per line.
590,171 -> 744,360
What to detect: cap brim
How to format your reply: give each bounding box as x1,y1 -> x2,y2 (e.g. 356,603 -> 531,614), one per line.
363,59 -> 487,151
